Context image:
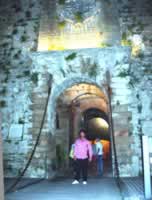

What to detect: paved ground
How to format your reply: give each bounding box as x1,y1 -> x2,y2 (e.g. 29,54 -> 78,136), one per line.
5,178 -> 123,200
122,177 -> 144,199
5,177 -> 150,200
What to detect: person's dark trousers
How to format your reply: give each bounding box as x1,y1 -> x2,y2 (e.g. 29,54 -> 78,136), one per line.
75,158 -> 88,181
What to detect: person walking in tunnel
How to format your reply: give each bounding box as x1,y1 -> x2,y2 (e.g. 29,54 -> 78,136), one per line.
72,129 -> 93,185
95,138 -> 103,176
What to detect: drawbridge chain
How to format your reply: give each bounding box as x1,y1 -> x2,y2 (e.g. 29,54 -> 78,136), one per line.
5,75 -> 53,194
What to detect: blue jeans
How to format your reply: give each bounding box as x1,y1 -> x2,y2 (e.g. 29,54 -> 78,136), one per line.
97,155 -> 103,175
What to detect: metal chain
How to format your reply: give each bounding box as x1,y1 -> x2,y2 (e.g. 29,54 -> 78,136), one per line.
5,75 -> 52,194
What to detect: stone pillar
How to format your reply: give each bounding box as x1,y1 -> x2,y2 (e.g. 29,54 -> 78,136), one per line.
73,108 -> 82,139
0,115 -> 4,200
68,105 -> 75,147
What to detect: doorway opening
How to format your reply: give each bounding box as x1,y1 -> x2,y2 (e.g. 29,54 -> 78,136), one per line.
55,82 -> 112,178
83,108 -> 112,177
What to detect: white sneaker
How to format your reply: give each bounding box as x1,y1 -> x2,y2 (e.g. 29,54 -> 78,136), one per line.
72,180 -> 79,185
82,181 -> 87,185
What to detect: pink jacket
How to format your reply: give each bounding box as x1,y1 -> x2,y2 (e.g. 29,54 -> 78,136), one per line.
74,138 -> 93,159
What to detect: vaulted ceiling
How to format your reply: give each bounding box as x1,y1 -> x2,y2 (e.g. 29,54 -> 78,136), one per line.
57,83 -> 108,113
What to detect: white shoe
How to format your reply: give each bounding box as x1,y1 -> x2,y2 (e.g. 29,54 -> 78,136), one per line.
82,181 -> 87,185
72,180 -> 79,185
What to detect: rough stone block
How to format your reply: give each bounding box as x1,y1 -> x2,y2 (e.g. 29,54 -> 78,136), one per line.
9,124 -> 23,139
112,104 -> 129,113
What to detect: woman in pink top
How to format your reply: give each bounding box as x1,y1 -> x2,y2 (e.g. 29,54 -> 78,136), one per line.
72,129 -> 93,185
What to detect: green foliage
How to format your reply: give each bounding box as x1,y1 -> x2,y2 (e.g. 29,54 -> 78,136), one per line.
136,52 -> 144,59
0,100 -> 6,108
29,3 -> 35,8
138,22 -> 144,31
121,32 -> 132,46
128,76 -> 140,88
4,74 -> 9,82
80,57 -> 99,78
138,119 -> 141,125
116,100 -> 120,105
144,68 -> 152,74
24,70 -> 30,76
25,11 -> 31,18
10,47 -> 15,51
58,20 -> 66,30
2,43 -> 9,48
16,75 -> 23,79
12,29 -> 18,35
20,35 -> 29,42
137,104 -> 142,113
60,68 -> 66,77
118,69 -> 129,78
0,88 -> 7,95
74,12 -> 83,23
6,139 -> 12,143
127,25 -> 134,33
136,94 -> 140,99
34,25 -> 38,33
31,72 -> 39,84
58,0 -> 65,5
13,50 -> 21,60
128,80 -> 134,88
17,18 -> 24,23
18,118 -> 25,124
65,53 -> 77,61
100,42 -> 112,48
128,116 -> 132,121
30,47 -> 36,52
15,141 -> 19,145
122,32 -> 127,40
88,62 -> 99,78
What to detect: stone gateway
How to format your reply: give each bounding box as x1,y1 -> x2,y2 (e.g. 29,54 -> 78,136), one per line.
0,0 -> 152,179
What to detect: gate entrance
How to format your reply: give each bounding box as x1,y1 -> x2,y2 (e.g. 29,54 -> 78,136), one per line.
83,108 -> 112,177
55,82 -> 112,177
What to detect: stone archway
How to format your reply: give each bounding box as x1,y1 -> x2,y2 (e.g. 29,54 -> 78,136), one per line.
47,76 -> 107,132
48,77 -> 112,178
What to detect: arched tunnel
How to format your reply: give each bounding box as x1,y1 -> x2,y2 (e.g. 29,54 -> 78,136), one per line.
83,108 -> 109,140
69,85 -> 109,142
56,83 -> 110,142
55,82 -> 112,176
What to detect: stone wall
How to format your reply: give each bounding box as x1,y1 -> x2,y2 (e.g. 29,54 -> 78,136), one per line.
0,117 -> 4,200
27,47 -> 132,177
0,0 -> 42,177
0,0 -> 152,178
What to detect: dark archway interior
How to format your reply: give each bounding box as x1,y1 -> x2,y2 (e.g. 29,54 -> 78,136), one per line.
83,108 -> 109,140
82,108 -> 112,177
